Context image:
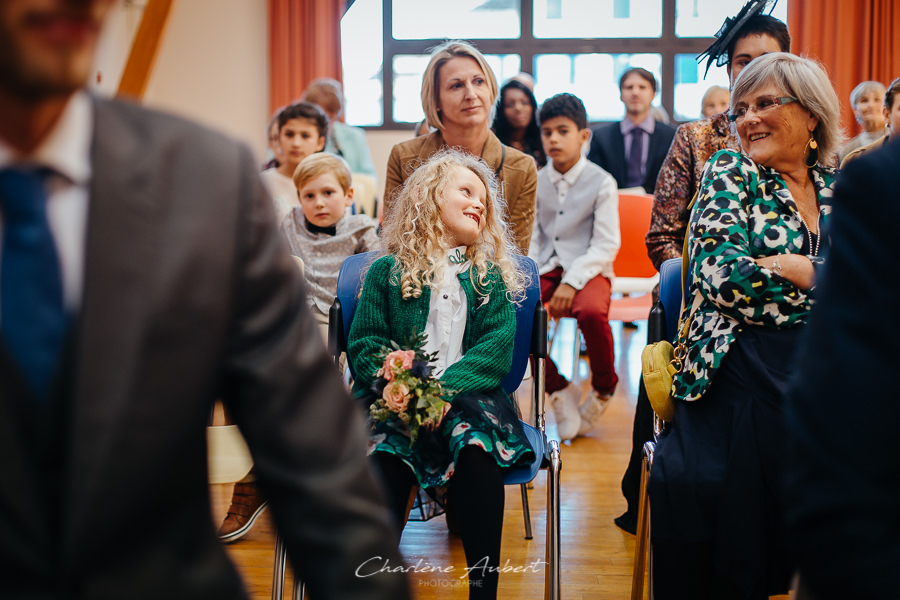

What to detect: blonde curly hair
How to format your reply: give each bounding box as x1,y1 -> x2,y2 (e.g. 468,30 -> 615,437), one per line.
380,148 -> 526,302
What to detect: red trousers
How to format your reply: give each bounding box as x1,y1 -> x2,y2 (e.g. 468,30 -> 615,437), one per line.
541,267 -> 618,396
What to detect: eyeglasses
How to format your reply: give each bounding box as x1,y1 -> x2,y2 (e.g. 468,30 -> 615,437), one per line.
728,96 -> 798,123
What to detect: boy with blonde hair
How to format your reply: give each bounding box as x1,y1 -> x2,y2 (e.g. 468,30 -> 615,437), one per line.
282,153 -> 379,324
219,153 -> 377,543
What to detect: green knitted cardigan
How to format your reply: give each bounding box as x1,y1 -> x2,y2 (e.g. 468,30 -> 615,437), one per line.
348,254 -> 517,401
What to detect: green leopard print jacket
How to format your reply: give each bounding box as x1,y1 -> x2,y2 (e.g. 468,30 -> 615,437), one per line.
673,149 -> 836,402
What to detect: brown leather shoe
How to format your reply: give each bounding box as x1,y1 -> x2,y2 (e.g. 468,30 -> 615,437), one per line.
218,481 -> 268,543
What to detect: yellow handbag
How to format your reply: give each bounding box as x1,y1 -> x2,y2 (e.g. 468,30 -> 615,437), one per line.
641,342 -> 681,422
640,194 -> 701,422
640,298 -> 698,422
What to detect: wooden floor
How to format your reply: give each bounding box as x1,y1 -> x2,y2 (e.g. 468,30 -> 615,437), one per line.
210,318 -> 652,599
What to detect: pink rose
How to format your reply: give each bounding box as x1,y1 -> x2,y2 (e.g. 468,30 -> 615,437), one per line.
383,350 -> 415,380
382,381 -> 410,413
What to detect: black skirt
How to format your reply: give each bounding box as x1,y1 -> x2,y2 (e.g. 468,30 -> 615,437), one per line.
649,324 -> 803,599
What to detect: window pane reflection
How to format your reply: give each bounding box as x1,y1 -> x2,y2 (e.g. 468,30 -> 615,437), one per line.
393,0 -> 521,40
392,54 -> 521,124
675,0 -> 788,38
533,0 -> 661,39
341,0 -> 384,126
673,53 -> 730,121
534,53 -> 662,122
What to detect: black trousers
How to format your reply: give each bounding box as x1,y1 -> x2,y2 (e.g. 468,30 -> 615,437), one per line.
373,447 -> 505,600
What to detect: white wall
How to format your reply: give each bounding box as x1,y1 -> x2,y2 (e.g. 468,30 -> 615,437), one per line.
366,128 -> 416,193
93,0 -> 270,163
91,1 -> 410,180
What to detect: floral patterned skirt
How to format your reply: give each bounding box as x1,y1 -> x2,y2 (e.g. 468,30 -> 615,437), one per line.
365,387 -> 536,489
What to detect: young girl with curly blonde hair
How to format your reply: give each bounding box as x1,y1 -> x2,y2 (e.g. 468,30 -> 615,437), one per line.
348,148 -> 534,599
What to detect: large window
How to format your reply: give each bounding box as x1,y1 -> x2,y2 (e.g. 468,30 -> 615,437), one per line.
342,0 -> 788,128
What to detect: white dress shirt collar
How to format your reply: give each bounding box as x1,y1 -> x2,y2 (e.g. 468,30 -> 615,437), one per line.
0,91 -> 93,314
545,154 -> 588,188
0,91 -> 92,183
620,113 -> 656,137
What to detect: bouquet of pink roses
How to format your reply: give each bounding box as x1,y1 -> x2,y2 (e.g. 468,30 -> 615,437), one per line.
369,332 -> 450,445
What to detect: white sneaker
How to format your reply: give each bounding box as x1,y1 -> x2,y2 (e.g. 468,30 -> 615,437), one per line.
548,383 -> 582,441
577,390 -> 612,436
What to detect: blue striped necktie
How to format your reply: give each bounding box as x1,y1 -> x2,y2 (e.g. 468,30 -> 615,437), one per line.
0,167 -> 68,403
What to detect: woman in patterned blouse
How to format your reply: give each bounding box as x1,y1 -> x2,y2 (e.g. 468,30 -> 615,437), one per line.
648,53 -> 842,600
614,10 -> 792,538
645,13 -> 791,271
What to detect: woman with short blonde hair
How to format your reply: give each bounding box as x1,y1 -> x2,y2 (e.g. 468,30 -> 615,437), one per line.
383,40 -> 537,254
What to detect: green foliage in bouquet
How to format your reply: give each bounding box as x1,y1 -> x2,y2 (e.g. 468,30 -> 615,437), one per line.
368,331 -> 451,445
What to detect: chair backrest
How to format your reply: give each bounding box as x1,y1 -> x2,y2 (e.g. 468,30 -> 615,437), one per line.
207,425 -> 254,485
331,251 -> 541,395
658,257 -> 683,343
291,255 -> 305,277
613,192 -> 656,279
351,173 -> 377,217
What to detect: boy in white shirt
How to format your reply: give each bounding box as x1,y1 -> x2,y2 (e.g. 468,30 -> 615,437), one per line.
260,101 -> 328,223
530,93 -> 621,440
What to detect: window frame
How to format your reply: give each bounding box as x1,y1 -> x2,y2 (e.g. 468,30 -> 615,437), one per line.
368,0 -> 719,130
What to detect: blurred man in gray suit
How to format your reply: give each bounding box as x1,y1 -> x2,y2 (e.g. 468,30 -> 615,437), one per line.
0,1 -> 409,598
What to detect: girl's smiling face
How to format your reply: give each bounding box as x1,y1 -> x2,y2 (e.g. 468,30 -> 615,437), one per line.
440,166 -> 487,248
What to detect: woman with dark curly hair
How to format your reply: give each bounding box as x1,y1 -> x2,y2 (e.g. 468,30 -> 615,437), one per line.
492,78 -> 546,168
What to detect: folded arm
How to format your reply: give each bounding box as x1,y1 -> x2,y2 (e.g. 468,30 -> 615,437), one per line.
689,151 -> 811,327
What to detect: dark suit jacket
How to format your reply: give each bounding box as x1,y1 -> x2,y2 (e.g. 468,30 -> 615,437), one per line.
784,139 -> 900,600
0,98 -> 409,600
587,119 -> 677,193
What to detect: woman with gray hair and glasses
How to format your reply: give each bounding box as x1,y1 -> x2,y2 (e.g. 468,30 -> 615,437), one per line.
648,52 -> 841,600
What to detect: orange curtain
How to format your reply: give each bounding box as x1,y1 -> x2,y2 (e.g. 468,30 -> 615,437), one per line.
268,0 -> 344,116
788,0 -> 900,137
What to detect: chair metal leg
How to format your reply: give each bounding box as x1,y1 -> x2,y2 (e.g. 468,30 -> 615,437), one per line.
544,439 -> 561,600
631,441 -> 655,600
571,322 -> 583,385
292,575 -> 305,600
520,482 -> 533,540
273,532 -> 305,600
272,533 -> 287,600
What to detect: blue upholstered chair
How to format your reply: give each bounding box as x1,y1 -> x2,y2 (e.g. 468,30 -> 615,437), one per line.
328,251 -> 562,600
631,256 -> 683,600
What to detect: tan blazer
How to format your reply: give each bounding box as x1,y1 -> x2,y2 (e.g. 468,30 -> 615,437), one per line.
840,134 -> 890,169
0,97 -> 409,600
383,130 -> 537,253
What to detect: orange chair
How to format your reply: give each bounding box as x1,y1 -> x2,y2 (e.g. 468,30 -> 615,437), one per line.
547,192 -> 657,386
609,192 -> 658,322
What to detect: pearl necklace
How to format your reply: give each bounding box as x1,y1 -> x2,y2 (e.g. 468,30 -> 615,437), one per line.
797,209 -> 821,257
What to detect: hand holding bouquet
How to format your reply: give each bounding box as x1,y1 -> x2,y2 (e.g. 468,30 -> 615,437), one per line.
369,332 -> 450,445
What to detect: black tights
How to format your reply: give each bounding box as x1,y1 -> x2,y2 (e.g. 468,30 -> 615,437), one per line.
372,447 -> 505,600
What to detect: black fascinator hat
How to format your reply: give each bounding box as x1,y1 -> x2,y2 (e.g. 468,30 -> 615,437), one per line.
697,0 -> 778,77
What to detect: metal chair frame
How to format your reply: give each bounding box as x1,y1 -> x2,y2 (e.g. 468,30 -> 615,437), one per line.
328,251 -> 562,600
207,420 -> 304,600
631,257 -> 683,600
